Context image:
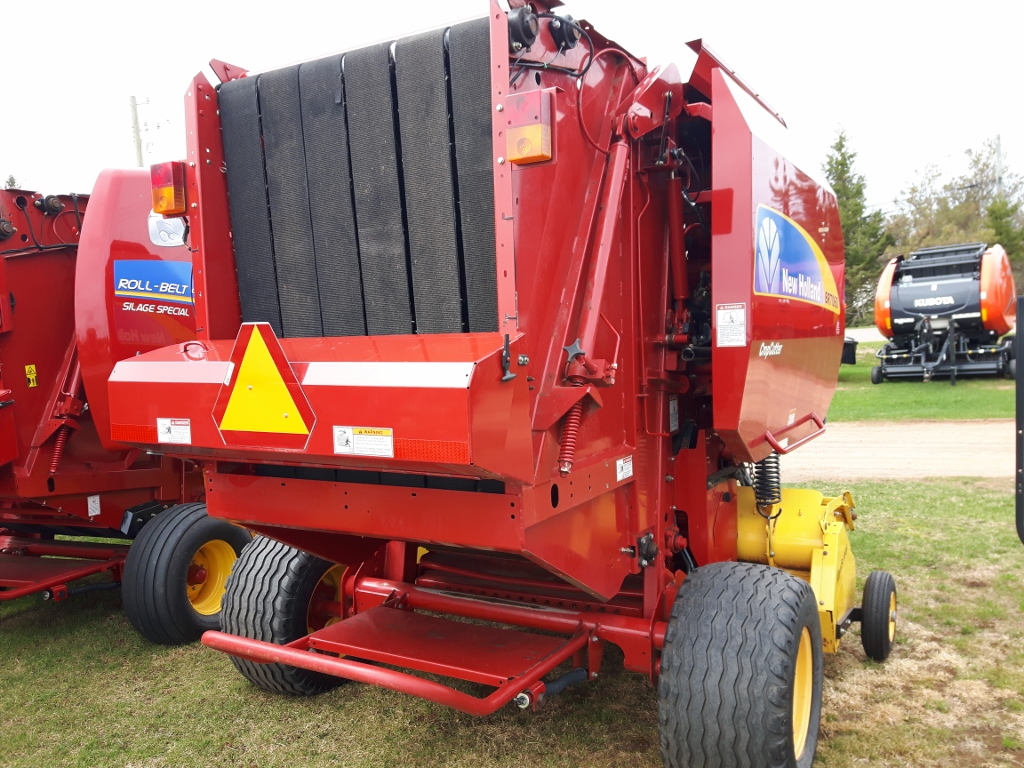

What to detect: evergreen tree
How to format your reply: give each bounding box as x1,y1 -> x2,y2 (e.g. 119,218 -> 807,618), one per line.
3,175 -> 17,189
987,196 -> 1024,269
823,131 -> 893,325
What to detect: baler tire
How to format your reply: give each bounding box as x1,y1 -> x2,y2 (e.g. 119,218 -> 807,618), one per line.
870,365 -> 884,385
658,562 -> 823,768
861,570 -> 897,662
221,536 -> 344,696
122,503 -> 252,645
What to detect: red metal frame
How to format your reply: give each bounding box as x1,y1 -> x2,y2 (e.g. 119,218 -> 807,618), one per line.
104,1 -> 846,708
204,565 -> 666,714
0,533 -> 128,600
0,177 -> 199,602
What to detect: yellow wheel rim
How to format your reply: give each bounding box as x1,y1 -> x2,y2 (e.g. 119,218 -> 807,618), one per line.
308,564 -> 347,633
186,539 -> 238,616
888,591 -> 898,642
792,627 -> 814,761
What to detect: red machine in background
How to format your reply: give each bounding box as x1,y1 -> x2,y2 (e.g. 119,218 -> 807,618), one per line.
103,1 -> 896,765
0,178 -> 249,645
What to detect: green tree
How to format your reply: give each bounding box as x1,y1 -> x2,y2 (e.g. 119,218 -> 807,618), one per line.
886,138 -> 1024,282
823,131 -> 893,325
3,175 -> 17,189
987,196 -> 1024,265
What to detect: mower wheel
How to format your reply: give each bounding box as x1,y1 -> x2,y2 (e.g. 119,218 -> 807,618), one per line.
221,536 -> 345,696
870,365 -> 884,385
1006,358 -> 1016,380
658,562 -> 823,768
861,570 -> 897,662
122,503 -> 252,645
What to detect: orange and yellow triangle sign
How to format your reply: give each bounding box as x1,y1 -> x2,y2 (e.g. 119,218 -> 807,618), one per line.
220,329 -> 307,434
214,324 -> 314,448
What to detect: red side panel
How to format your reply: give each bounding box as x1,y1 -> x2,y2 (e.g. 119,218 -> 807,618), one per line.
0,181 -> 195,529
109,332 -> 535,483
710,69 -> 844,462
0,190 -> 86,468
75,170 -> 195,451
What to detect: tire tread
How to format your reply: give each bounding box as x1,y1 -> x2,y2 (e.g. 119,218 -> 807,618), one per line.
861,570 -> 897,662
221,536 -> 340,695
658,562 -> 823,768
122,503 -> 251,645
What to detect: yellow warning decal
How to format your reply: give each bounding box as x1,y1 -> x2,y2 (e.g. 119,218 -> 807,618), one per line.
219,329 -> 309,435
25,364 -> 38,388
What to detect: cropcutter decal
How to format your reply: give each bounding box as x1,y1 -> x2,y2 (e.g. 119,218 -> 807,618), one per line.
213,323 -> 315,449
753,205 -> 840,314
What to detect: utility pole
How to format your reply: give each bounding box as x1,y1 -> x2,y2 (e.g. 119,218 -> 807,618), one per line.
130,96 -> 144,168
995,134 -> 1005,198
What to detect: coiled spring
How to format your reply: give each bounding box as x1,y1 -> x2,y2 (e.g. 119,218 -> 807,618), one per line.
49,424 -> 70,475
752,452 -> 781,509
557,400 -> 584,476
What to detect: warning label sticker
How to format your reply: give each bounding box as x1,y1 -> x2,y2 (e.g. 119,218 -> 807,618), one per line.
716,303 -> 747,347
157,418 -> 192,444
334,426 -> 394,458
616,455 -> 634,482
87,495 -> 100,518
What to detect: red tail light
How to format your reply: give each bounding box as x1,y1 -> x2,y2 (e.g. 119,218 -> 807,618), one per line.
150,161 -> 187,216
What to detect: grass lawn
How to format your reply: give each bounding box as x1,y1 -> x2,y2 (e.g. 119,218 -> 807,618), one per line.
2,478 -> 1023,767
828,340 -> 1015,422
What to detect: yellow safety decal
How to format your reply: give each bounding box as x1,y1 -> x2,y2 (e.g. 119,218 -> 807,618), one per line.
219,330 -> 309,435
25,364 -> 38,388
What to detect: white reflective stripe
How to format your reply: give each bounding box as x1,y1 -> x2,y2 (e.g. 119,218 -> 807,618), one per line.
303,361 -> 475,388
109,360 -> 232,384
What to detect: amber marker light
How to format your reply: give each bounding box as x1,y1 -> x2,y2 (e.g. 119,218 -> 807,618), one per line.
151,161 -> 187,216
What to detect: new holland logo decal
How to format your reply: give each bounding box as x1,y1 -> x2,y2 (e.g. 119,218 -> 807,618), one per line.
753,205 -> 840,314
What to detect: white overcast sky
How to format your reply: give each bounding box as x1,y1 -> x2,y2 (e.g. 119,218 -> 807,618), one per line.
3,0 -> 1021,214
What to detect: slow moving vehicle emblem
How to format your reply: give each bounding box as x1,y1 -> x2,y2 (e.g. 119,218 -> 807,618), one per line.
213,323 -> 315,449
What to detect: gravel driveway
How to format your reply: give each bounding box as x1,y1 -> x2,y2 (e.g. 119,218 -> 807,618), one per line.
780,419 -> 1016,481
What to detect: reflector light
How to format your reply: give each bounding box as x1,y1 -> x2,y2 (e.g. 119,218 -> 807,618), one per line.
151,161 -> 187,216
505,90 -> 552,165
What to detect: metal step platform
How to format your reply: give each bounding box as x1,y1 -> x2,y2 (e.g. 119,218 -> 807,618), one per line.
0,536 -> 128,601
205,600 -> 589,715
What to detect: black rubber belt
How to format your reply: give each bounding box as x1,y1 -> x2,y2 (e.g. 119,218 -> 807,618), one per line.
449,18 -> 498,332
219,76 -> 283,336
344,42 -> 414,336
259,65 -> 323,338
395,29 -> 464,334
299,54 -> 368,337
